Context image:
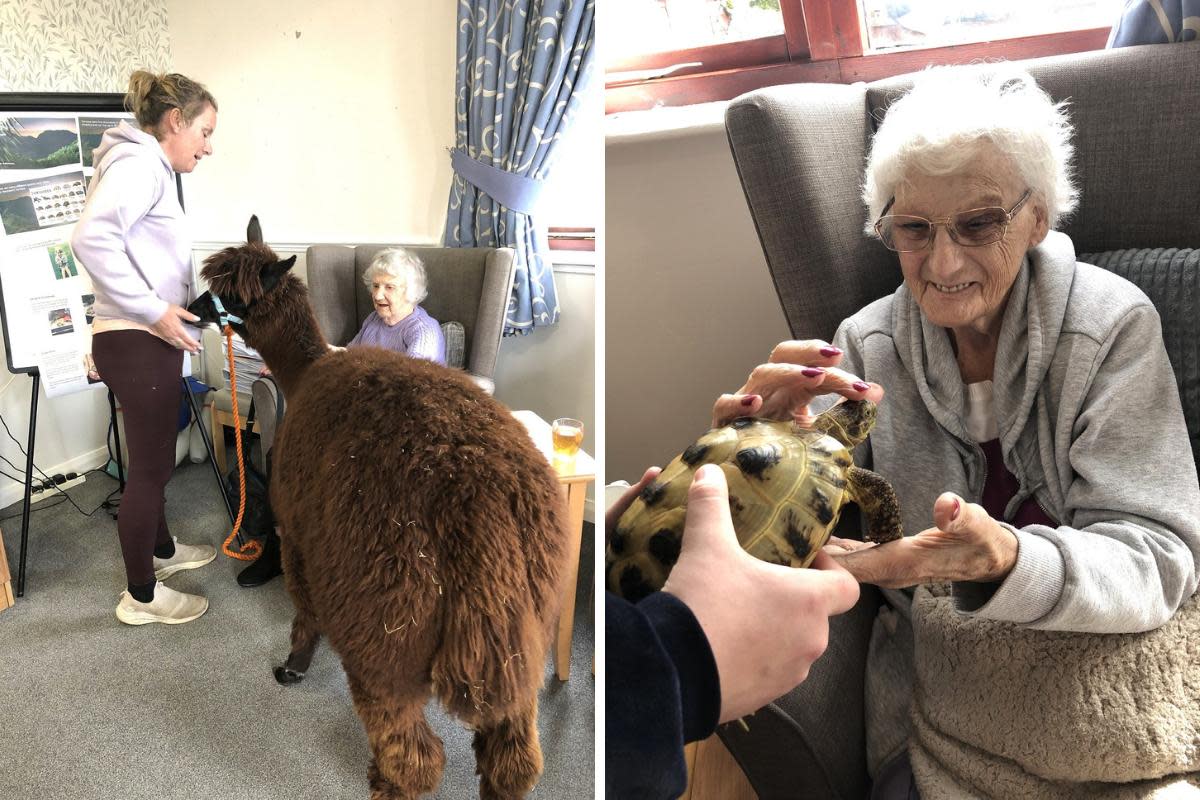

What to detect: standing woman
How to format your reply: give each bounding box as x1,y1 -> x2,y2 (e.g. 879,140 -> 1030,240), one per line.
72,71 -> 218,625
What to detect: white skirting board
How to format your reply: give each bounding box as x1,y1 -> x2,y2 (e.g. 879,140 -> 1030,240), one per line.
0,445 -> 109,512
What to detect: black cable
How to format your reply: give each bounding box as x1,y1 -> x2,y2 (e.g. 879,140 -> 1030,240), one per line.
0,412 -> 122,518
0,412 -> 67,489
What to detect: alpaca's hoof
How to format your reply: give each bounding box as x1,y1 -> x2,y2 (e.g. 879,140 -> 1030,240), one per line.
274,665 -> 305,685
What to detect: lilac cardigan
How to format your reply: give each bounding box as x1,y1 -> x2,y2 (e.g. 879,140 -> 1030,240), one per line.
348,306 -> 446,365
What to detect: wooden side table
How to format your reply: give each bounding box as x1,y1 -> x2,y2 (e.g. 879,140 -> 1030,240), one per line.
512,410 -> 595,681
0,527 -> 14,612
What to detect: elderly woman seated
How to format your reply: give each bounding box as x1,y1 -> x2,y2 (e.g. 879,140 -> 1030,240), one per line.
715,66 -> 1200,798
236,246 -> 445,587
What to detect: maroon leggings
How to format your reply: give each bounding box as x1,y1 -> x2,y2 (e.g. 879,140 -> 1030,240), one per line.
92,330 -> 183,586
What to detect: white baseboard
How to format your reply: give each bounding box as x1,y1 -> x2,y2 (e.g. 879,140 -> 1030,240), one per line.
0,446 -> 110,511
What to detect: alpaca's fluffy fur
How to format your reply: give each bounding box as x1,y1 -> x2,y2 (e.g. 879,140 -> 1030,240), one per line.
190,219 -> 568,800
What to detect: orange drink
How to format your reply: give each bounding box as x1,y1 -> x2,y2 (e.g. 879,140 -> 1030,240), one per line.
552,418 -> 584,457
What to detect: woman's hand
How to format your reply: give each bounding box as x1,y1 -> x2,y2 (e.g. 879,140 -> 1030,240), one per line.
712,339 -> 884,427
152,304 -> 201,354
825,492 -> 1019,588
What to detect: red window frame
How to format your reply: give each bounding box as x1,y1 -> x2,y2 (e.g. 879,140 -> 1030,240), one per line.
548,226 -> 596,253
606,0 -> 1111,114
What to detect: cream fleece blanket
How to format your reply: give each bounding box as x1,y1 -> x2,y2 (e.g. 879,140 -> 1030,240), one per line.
908,584 -> 1200,799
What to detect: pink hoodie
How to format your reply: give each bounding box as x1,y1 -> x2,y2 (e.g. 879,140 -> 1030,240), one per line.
70,121 -> 193,326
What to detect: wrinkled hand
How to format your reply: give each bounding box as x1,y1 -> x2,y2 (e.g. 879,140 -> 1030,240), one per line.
152,304 -> 201,354
605,466 -> 662,546
712,339 -> 884,427
664,464 -> 860,723
825,492 -> 1018,588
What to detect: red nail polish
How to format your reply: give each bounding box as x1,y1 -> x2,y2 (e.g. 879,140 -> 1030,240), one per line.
951,499 -> 961,521
740,395 -> 757,407
802,367 -> 824,377
820,346 -> 842,357
853,381 -> 870,392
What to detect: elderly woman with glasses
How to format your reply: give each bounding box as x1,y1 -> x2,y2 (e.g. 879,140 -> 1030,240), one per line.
715,66 -> 1200,797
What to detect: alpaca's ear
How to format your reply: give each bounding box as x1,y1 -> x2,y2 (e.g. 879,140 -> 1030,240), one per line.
247,215 -> 263,244
261,255 -> 297,293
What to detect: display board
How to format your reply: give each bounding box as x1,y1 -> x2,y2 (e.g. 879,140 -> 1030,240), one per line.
0,93 -> 184,391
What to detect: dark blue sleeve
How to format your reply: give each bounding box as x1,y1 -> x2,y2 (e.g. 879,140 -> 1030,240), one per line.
605,591 -> 721,800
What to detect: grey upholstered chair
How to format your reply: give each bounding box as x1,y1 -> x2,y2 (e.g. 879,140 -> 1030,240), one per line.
304,244 -> 515,395
719,41 -> 1200,800
203,245 -> 515,475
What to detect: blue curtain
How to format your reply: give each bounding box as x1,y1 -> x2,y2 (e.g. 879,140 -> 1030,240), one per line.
443,0 -> 595,336
1108,0 -> 1199,45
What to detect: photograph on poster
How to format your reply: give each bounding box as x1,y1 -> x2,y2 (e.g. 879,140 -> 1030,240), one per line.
47,243 -> 77,279
0,172 -> 86,234
0,116 -> 80,170
0,186 -> 38,234
79,115 -> 135,167
81,292 -> 94,323
47,307 -> 73,336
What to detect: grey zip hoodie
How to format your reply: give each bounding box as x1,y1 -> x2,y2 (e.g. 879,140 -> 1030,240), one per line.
71,121 -> 193,326
824,230 -> 1200,771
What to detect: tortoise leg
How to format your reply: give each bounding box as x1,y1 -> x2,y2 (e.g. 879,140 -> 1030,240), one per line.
846,466 -> 903,543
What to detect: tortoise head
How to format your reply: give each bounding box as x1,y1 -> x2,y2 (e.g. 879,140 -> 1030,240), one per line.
813,399 -> 876,448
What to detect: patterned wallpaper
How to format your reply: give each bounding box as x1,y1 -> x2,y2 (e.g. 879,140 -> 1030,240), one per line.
0,0 -> 171,93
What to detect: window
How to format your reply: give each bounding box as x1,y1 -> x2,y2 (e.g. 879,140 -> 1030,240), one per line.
606,0 -> 1122,113
544,77 -> 600,256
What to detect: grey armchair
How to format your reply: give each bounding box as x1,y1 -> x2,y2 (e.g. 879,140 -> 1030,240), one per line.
203,244 -> 515,475
305,244 -> 515,394
719,41 -> 1200,799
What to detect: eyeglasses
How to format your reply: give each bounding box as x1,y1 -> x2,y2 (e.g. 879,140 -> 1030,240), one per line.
873,189 -> 1032,252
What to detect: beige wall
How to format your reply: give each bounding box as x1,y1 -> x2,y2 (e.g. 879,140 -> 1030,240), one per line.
605,109 -> 792,484
164,0 -> 456,243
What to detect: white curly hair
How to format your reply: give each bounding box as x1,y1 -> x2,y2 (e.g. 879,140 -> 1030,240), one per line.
362,247 -> 428,305
862,64 -> 1078,235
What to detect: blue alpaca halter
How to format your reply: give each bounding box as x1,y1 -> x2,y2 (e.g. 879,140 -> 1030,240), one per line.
211,294 -> 244,328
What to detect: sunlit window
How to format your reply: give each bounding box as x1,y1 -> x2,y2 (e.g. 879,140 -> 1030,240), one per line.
861,0 -> 1124,51
608,0 -> 785,64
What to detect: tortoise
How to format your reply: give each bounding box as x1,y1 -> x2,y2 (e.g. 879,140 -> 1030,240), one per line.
606,399 -> 903,602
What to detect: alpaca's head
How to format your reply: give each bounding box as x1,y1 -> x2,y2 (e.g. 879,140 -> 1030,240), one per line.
188,215 -> 297,339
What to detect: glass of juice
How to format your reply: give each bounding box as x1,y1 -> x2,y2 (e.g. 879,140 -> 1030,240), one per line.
551,417 -> 584,458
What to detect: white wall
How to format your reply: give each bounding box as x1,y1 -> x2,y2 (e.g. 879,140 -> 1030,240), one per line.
605,106 -> 792,484
0,1 -> 597,523
164,0 -> 456,243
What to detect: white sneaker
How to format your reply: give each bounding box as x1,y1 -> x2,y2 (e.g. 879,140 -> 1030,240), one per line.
153,537 -> 216,581
115,582 -> 209,625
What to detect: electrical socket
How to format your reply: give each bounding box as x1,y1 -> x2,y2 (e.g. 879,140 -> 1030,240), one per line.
28,474 -> 86,506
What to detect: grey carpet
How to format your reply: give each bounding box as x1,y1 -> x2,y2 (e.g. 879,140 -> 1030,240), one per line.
0,458 -> 595,799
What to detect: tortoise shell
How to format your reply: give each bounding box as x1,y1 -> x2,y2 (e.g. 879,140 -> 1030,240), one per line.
606,400 -> 901,602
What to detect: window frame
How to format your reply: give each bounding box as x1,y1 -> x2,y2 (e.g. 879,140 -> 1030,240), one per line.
606,0 -> 1112,114
547,226 -> 596,253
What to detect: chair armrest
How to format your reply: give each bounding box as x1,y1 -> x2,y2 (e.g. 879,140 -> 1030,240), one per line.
468,373 -> 495,395
468,248 -> 516,383
199,327 -> 224,389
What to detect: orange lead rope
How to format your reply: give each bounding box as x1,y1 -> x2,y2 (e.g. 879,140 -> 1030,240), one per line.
221,324 -> 262,561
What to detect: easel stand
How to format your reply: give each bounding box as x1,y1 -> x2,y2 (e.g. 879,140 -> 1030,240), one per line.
14,374 -> 236,597
14,371 -> 40,598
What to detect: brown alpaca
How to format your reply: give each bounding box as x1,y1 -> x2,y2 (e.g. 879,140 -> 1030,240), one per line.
188,217 -> 569,800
